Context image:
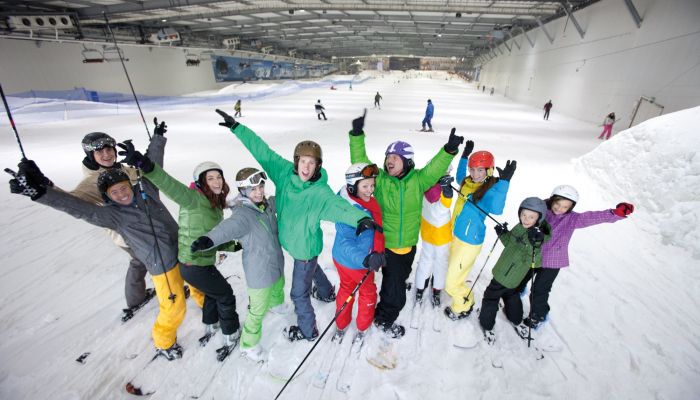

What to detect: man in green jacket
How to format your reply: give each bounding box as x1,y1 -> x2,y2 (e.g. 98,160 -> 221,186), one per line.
348,111 -> 464,338
216,110 -> 381,341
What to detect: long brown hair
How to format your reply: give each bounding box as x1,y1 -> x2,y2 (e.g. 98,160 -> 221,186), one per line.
199,173 -> 230,209
471,176 -> 498,203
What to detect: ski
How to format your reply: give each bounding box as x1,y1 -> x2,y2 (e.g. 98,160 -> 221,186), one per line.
409,297 -> 424,329
311,331 -> 345,389
198,331 -> 216,347
121,288 -> 156,323
123,353 -> 165,396
451,318 -> 479,350
336,332 -> 366,393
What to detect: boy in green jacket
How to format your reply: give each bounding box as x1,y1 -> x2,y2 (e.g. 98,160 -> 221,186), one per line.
216,110 -> 381,342
348,111 -> 463,338
478,197 -> 551,346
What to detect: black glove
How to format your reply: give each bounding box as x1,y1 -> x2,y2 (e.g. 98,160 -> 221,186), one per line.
117,140 -> 154,173
191,236 -> 214,253
356,217 -> 383,236
363,251 -> 385,272
438,175 -> 454,198
7,159 -> 52,201
443,127 -> 464,154
461,140 -> 474,159
153,117 -> 167,136
494,222 -> 509,236
496,160 -> 517,182
527,226 -> 545,248
216,109 -> 239,130
350,109 -> 366,136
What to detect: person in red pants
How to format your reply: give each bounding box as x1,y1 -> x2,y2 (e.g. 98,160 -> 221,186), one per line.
330,163 -> 386,342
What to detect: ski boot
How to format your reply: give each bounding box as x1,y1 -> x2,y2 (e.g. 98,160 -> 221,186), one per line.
216,330 -> 240,362
285,325 -> 319,342
513,322 -> 530,339
444,305 -> 473,321
523,314 -> 546,330
199,322 -> 220,346
332,328 -> 346,343
483,330 -> 496,346
240,344 -> 265,363
431,289 -> 442,307
415,288 -> 425,304
311,285 -> 336,303
374,320 -> 405,339
156,342 -> 183,361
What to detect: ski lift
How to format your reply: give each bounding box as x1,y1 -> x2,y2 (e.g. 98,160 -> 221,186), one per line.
185,52 -> 200,67
103,45 -> 128,62
82,45 -> 104,63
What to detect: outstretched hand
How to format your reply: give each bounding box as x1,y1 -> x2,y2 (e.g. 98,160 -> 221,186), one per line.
153,117 -> 167,136
444,127 -> 464,154
6,159 -> 52,200
496,160 -> 517,182
216,109 -> 239,129
350,109 -> 367,136
117,140 -> 154,173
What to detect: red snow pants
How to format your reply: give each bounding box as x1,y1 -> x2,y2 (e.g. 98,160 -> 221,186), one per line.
334,262 -> 377,331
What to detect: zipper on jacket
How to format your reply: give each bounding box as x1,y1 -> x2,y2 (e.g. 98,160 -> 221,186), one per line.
398,183 -> 404,244
504,263 -> 514,276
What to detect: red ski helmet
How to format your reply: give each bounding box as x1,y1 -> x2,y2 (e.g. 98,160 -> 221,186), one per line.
467,151 -> 494,169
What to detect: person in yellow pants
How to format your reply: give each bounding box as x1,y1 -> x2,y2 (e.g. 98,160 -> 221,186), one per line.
444,144 -> 516,320
151,265 -> 187,350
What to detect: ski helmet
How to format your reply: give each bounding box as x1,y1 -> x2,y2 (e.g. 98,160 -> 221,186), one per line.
82,132 -> 116,160
293,140 -> 322,162
235,167 -> 267,188
385,141 -> 414,160
467,151 -> 495,169
193,161 -> 224,187
345,163 -> 379,195
519,197 -> 547,224
97,169 -> 131,202
551,184 -> 579,203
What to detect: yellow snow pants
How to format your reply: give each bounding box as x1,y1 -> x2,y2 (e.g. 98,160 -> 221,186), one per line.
151,265 -> 187,350
445,239 -> 483,313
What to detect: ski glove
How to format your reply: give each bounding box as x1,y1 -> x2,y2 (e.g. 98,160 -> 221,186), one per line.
443,127 -> 464,154
191,236 -> 214,253
527,226 -> 545,248
363,251 -> 386,272
117,140 -> 154,173
153,117 -> 167,136
496,160 -> 517,182
215,109 -> 239,130
494,222 -> 509,237
7,159 -> 53,201
438,175 -> 454,198
613,202 -> 634,217
461,140 -> 474,160
356,217 -> 383,236
350,109 -> 367,136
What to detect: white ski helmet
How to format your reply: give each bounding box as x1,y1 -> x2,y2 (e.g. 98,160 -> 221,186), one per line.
345,163 -> 378,195
193,161 -> 223,186
551,184 -> 579,203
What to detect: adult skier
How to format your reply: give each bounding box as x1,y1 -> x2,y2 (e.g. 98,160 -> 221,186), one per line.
315,100 -> 327,120
543,100 -> 553,120
420,99 -> 434,132
374,92 -> 382,109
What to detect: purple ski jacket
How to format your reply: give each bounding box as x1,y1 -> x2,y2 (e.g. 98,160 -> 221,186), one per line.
541,209 -> 623,269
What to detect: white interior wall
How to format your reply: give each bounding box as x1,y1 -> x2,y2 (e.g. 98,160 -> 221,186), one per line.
477,0 -> 700,128
0,39 -> 219,96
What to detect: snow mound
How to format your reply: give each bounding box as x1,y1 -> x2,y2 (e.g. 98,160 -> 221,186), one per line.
576,106 -> 700,258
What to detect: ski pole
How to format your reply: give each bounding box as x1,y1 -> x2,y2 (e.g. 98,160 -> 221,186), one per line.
275,268 -> 373,400
525,245 -> 537,348
462,230 -> 503,306
103,13 -> 151,139
450,184 -> 505,228
0,83 -> 27,159
134,166 -> 176,302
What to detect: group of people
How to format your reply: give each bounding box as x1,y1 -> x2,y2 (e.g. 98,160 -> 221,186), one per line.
7,107 -> 634,366
543,100 -> 620,140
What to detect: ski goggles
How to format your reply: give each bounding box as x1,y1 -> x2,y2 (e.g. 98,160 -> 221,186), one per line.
236,170 -> 268,188
83,137 -> 116,152
345,164 -> 379,181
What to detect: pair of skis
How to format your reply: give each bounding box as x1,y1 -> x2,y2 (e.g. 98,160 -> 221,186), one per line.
310,330 -> 367,394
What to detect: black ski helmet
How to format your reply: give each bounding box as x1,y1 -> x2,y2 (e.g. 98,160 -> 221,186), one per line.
518,197 -> 547,224
97,169 -> 131,202
82,132 -> 116,162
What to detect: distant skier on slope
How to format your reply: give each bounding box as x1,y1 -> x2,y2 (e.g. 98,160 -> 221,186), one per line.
543,100 -> 553,120
524,185 -> 634,329
315,99 -> 327,120
234,99 -> 242,118
374,92 -> 382,109
597,112 -> 618,140
420,99 -> 434,132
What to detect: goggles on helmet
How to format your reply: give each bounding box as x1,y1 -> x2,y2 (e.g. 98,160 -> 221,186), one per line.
236,170 -> 268,188
345,163 -> 379,181
83,137 -> 116,152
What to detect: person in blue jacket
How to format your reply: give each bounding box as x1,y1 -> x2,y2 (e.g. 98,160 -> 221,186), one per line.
420,99 -> 434,132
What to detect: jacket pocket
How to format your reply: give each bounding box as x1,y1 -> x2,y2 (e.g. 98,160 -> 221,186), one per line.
504,263 -> 515,276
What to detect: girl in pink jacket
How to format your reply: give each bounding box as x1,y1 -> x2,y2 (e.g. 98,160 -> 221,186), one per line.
525,184 -> 634,328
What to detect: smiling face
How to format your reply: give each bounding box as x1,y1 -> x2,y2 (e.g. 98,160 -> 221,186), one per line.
551,198 -> 574,215
93,147 -> 117,168
355,178 -> 375,201
106,181 -> 134,205
468,167 -> 487,183
297,155 -> 318,182
520,208 -> 540,229
246,183 -> 265,203
385,154 -> 405,177
205,170 -> 224,194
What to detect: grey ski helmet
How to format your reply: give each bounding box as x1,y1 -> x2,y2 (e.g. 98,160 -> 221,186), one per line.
519,197 -> 547,224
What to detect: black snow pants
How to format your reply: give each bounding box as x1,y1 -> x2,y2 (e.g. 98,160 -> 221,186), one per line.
180,263 -> 241,335
374,247 -> 416,325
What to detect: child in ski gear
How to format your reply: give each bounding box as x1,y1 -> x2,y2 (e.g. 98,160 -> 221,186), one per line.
598,112 -> 617,140
374,92 -> 382,109
413,165 -> 455,307
543,100 -> 553,120
348,110 -> 462,338
216,109 -> 380,342
234,99 -> 242,118
72,123 -> 164,309
444,143 -> 516,321
420,99 -> 434,132
332,163 -> 386,337
120,142 -> 243,355
479,197 -> 552,344
9,155 -> 188,360
525,185 -> 634,328
191,167 -> 285,362
315,100 -> 327,120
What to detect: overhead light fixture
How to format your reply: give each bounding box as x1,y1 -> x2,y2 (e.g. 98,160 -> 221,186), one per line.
162,19 -> 167,22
